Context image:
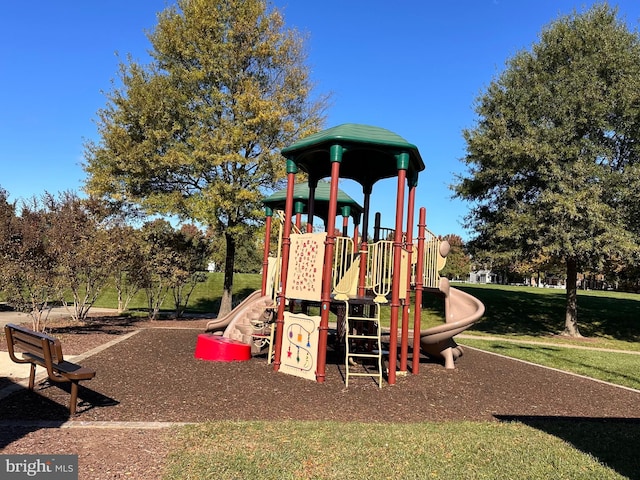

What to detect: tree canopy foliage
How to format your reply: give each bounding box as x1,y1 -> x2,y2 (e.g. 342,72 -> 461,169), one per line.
454,4 -> 640,336
0,190 -> 61,331
84,0 -> 328,315
439,234 -> 471,281
0,186 -> 213,329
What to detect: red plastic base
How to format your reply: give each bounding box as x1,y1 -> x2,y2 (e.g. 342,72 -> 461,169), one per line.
194,334 -> 251,362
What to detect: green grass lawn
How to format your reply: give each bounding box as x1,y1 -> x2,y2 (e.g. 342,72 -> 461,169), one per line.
450,282 -> 640,389
92,272 -> 263,315
453,283 -> 640,345
164,420 -> 637,479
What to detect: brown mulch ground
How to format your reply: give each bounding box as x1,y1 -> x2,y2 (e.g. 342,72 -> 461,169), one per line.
1,317 -> 639,479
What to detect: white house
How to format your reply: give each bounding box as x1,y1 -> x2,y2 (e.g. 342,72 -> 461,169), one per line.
468,269 -> 495,284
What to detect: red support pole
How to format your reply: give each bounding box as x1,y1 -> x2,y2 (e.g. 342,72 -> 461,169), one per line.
273,167 -> 297,372
388,155 -> 408,385
400,183 -> 416,372
260,210 -> 273,296
316,147 -> 342,383
413,207 -> 426,374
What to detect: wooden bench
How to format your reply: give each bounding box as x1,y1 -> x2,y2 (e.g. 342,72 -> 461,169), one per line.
4,323 -> 96,415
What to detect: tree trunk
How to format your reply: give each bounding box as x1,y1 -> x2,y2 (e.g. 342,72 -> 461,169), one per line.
563,257 -> 582,337
218,232 -> 236,317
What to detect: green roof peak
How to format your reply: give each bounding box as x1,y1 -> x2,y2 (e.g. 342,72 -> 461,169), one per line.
281,124 -> 425,188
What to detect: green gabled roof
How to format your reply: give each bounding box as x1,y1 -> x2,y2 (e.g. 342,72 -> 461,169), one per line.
281,124 -> 425,188
284,124 -> 416,152
263,181 -> 363,222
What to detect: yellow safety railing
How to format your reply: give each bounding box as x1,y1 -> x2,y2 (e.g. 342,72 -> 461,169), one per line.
332,236 -> 356,300
422,228 -> 446,289
271,210 -> 448,304
366,240 -> 394,303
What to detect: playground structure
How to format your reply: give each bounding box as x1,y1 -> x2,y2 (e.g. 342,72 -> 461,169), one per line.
197,182 -> 366,364
196,124 -> 485,386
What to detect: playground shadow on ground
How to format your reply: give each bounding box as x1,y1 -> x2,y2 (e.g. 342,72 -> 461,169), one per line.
0,379 -> 119,448
0,389 -> 68,449
495,415 -> 640,480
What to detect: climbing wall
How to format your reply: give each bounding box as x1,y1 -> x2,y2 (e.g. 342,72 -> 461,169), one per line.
279,312 -> 320,381
285,232 -> 326,302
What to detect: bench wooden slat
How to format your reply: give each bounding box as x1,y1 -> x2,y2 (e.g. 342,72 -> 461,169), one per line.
22,353 -> 96,380
10,329 -> 64,364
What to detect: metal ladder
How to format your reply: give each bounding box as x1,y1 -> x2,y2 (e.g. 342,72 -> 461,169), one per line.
344,301 -> 383,388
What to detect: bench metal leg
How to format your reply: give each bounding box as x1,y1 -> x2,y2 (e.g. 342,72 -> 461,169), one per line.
28,364 -> 36,390
69,382 -> 79,416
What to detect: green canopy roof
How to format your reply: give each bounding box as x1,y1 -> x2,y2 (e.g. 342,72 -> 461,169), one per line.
263,181 -> 363,223
281,124 -> 425,189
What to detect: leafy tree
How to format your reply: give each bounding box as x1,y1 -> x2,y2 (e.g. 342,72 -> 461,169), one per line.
81,198 -> 150,314
511,253 -> 563,287
0,188 -> 14,271
454,4 -> 640,336
137,219 -> 209,319
0,194 -> 63,331
0,189 -> 18,303
171,224 -> 210,318
207,224 -> 263,274
439,234 -> 471,281
108,224 -> 147,313
610,261 -> 640,292
139,219 -> 180,320
233,230 -> 264,274
46,192 -> 115,322
84,0 -> 327,316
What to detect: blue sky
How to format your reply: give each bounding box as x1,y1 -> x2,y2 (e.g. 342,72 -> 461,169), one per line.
2,1 -> 640,239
